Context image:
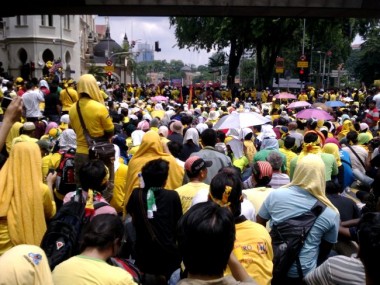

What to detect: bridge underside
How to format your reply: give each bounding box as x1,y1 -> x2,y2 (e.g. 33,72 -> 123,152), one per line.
2,0 -> 380,17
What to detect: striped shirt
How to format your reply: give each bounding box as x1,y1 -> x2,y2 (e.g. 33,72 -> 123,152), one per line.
269,172 -> 290,189
304,255 -> 365,285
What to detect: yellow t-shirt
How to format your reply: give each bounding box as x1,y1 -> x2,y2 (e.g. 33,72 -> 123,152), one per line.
110,163 -> 128,214
232,156 -> 249,172
60,87 -> 79,112
244,140 -> 256,164
42,153 -> 53,182
279,148 -> 298,176
52,255 -> 136,285
298,94 -> 308,101
225,220 -> 274,285
175,182 -> 209,214
69,98 -> 114,154
49,152 -> 62,170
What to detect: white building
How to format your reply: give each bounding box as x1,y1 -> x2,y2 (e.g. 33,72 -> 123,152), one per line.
0,15 -> 96,81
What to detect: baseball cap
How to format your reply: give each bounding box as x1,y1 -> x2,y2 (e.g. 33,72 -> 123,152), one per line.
23,122 -> 36,131
185,156 -> 212,175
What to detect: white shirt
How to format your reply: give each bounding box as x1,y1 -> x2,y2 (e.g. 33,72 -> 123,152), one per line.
22,89 -> 44,118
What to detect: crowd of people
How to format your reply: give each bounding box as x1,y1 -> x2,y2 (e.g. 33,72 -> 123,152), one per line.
0,73 -> 380,285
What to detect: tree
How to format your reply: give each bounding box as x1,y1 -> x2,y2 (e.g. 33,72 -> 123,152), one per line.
87,64 -> 107,82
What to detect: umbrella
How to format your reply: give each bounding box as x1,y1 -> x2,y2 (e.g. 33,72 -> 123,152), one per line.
312,102 -> 332,112
325,101 -> 346,108
342,97 -> 354,102
274,92 -> 297,100
295,108 -> 334,120
150,95 -> 169,103
287,101 -> 311,109
213,112 -> 271,130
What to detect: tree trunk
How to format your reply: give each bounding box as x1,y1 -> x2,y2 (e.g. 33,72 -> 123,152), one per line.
227,39 -> 244,89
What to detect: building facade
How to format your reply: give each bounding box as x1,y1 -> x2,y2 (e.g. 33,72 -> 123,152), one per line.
0,15 -> 96,81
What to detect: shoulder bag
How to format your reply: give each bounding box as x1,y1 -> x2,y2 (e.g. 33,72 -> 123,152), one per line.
76,100 -> 115,161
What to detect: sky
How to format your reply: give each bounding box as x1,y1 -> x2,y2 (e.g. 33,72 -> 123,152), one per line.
95,16 -> 213,67
96,16 -> 365,68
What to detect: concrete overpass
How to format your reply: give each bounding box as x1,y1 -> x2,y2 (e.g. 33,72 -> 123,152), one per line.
2,0 -> 380,18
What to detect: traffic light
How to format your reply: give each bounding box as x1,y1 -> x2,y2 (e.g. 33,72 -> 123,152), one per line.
155,41 -> 161,52
107,71 -> 112,77
30,61 -> 35,72
299,68 -> 305,82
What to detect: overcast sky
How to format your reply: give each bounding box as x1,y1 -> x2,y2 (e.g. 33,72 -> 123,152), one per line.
95,16 -> 364,68
95,16 -> 213,67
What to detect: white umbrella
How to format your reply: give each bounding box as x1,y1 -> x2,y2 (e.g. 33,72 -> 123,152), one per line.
213,112 -> 271,130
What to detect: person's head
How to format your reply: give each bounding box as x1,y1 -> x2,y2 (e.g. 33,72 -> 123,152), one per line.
252,161 -> 273,186
201,128 -> 217,147
357,212 -> 380,284
288,121 -> 298,131
368,100 -> 376,110
79,214 -> 124,255
177,201 -> 235,277
77,74 -> 103,102
325,180 -> 342,194
167,141 -> 183,158
283,136 -> 296,150
216,130 -> 226,143
21,122 -> 36,137
170,120 -> 184,135
209,170 -> 242,217
303,131 -> 320,145
141,158 -> 169,189
79,160 -> 109,192
346,130 -> 358,145
0,244 -> 54,285
184,156 -> 212,180
266,151 -> 283,171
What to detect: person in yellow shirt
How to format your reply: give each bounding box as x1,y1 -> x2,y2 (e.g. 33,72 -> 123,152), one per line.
298,92 -> 308,101
69,74 -> 114,202
110,145 -> 128,215
175,156 -> 211,214
60,79 -> 78,115
279,136 -> 298,176
52,215 -> 136,285
208,171 -> 273,285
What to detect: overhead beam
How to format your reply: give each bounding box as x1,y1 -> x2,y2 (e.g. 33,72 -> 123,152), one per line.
0,0 -> 379,17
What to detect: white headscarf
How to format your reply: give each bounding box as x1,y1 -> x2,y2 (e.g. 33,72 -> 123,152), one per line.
183,128 -> 199,146
114,144 -> 120,172
58,129 -> 77,151
196,123 -> 208,134
241,128 -> 253,139
158,126 -> 169,138
131,130 -> 145,146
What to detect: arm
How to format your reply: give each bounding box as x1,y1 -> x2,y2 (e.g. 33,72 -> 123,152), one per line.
0,96 -> 23,151
227,251 -> 257,284
303,258 -> 332,285
256,214 -> 268,227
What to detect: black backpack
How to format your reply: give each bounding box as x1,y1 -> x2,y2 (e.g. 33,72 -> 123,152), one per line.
270,200 -> 326,284
40,190 -> 108,270
55,148 -> 76,198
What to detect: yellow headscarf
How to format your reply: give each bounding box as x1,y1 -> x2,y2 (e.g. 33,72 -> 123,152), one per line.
298,131 -> 322,161
0,142 -> 47,247
322,143 -> 342,167
123,131 -> 184,211
0,244 -> 54,285
286,154 -> 338,212
338,120 -> 355,139
5,122 -> 23,154
76,74 -> 104,104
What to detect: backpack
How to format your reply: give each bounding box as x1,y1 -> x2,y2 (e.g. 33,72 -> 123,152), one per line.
270,200 -> 326,284
40,190 -> 109,270
55,148 -> 76,198
108,257 -> 142,284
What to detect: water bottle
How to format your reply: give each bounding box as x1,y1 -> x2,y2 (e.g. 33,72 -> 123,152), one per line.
138,173 -> 145,188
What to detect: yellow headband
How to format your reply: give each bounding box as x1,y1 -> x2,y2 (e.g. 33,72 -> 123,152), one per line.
209,185 -> 232,207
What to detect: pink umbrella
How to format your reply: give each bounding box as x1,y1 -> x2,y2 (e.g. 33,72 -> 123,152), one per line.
295,108 -> 334,120
151,95 -> 169,103
274,92 -> 297,100
287,101 -> 311,109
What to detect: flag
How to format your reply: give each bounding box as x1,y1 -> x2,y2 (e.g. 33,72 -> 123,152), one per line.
188,85 -> 193,109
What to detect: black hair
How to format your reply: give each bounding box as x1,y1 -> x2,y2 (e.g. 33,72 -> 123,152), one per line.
357,212 -> 380,283
306,118 -> 318,130
142,158 -> 169,189
181,115 -> 193,126
325,180 -> 341,194
167,141 -> 183,159
244,132 -> 253,140
177,201 -> 235,277
201,128 -> 217,147
216,130 -> 226,143
346,131 -> 358,145
284,136 -> 296,149
79,214 -> 124,252
304,132 -> 319,143
210,170 -> 242,218
79,160 -> 107,192
253,125 -> 262,132
278,117 -> 288,126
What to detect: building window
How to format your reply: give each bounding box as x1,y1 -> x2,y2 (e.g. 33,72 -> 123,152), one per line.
16,15 -> 27,26
48,15 -> 53,27
41,15 -> 45,26
63,15 -> 70,30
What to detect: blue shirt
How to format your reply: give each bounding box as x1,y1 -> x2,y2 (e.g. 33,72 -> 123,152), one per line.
258,186 -> 340,278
